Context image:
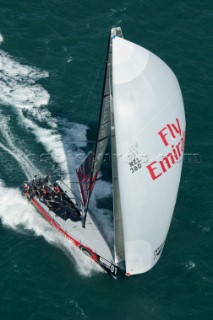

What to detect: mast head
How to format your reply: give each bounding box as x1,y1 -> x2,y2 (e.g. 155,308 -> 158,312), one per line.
111,27 -> 123,39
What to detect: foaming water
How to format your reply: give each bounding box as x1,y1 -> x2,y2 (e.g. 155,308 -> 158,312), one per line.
0,49 -> 49,109
0,42 -> 112,276
185,260 -> 196,270
0,44 -> 69,181
19,115 -> 69,180
0,44 -> 72,183
26,107 -> 57,128
0,180 -> 101,276
0,37 -> 113,277
0,33 -> 3,44
0,117 -> 41,180
0,45 -> 51,174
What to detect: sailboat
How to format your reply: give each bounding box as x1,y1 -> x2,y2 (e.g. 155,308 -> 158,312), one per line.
23,27 -> 185,278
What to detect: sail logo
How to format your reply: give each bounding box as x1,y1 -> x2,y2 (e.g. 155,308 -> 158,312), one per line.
146,118 -> 185,180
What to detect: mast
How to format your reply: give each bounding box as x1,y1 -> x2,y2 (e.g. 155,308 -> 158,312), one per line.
110,27 -> 125,263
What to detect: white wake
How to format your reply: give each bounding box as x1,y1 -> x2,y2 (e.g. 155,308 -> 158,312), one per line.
0,181 -> 102,276
0,36 -> 112,276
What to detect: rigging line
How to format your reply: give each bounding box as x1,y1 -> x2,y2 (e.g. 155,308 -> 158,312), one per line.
83,57 -> 106,126
103,93 -> 110,97
99,119 -> 110,126
97,135 -> 111,143
81,55 -> 106,128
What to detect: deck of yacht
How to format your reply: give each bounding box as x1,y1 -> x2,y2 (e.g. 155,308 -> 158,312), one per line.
30,180 -> 114,264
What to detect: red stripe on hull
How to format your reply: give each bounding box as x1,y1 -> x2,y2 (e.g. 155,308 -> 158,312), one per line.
31,198 -> 98,262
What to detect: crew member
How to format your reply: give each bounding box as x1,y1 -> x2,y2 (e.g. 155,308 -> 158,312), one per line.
23,183 -> 29,195
44,175 -> 50,184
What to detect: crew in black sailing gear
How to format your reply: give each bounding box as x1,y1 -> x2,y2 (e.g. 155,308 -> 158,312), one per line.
44,175 -> 50,184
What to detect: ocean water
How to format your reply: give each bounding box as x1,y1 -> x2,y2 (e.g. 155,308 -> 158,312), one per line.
0,1 -> 212,319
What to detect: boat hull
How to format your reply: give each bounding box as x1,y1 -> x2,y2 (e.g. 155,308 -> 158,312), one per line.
28,196 -> 118,278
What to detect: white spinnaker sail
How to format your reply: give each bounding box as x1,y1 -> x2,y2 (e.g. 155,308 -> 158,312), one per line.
112,35 -> 186,275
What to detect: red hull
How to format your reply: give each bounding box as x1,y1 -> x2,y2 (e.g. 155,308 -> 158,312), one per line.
30,197 -> 118,278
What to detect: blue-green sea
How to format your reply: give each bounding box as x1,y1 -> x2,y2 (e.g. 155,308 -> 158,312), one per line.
0,1 -> 212,319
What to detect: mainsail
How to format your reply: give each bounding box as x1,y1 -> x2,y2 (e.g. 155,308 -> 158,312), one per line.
77,34 -> 112,212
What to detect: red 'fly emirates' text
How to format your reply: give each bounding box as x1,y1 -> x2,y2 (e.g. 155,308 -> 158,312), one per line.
146,118 -> 185,180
